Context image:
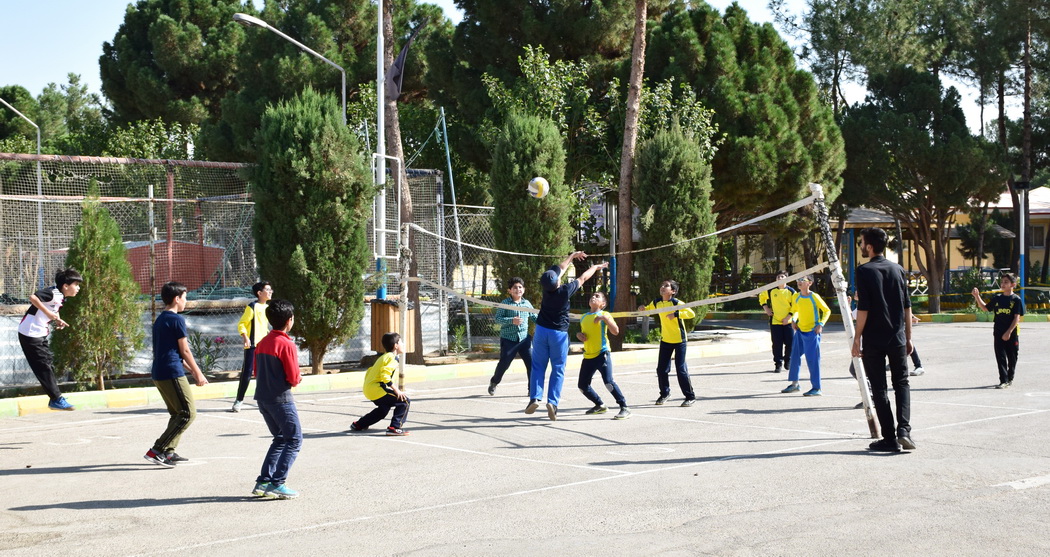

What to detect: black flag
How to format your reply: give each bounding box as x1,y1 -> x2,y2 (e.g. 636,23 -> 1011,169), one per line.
384,19 -> 428,103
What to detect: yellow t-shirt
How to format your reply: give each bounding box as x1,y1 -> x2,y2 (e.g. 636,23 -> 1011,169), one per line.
789,292 -> 831,333
580,310 -> 612,359
758,287 -> 796,322
236,301 -> 270,348
644,298 -> 696,345
363,352 -> 397,401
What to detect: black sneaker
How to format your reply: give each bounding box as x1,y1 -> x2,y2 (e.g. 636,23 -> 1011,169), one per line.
525,399 -> 539,414
487,382 -> 497,396
867,439 -> 902,453
348,421 -> 366,432
545,403 -> 557,421
897,435 -> 917,451
655,394 -> 669,406
144,448 -> 175,468
773,365 -> 784,374
680,398 -> 696,407
165,452 -> 189,463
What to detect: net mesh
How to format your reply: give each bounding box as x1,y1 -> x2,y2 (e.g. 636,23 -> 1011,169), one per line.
0,153 -> 254,302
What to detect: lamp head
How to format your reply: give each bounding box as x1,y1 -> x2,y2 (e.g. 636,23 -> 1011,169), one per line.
233,13 -> 268,29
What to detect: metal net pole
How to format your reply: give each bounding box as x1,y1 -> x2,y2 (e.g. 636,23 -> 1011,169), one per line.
809,183 -> 878,438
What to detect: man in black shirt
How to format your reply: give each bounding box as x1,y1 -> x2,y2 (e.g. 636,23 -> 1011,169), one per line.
851,227 -> 915,452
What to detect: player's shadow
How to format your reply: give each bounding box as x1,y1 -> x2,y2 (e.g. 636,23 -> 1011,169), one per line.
708,406 -> 857,415
11,495 -> 261,511
0,442 -> 32,450
590,447 -> 886,467
1,463 -> 164,476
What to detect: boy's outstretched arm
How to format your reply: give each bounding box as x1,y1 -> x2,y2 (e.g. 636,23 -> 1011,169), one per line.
971,287 -> 988,311
575,262 -> 608,287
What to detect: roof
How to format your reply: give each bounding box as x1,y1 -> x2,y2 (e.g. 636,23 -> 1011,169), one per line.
992,186 -> 1050,214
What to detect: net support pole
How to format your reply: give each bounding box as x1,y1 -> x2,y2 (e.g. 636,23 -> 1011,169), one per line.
439,107 -> 472,351
398,222 -> 411,390
809,183 -> 878,438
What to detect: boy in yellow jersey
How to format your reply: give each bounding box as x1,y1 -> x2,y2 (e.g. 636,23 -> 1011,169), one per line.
780,275 -> 831,396
349,332 -> 410,436
576,292 -> 630,419
638,279 -> 697,406
231,281 -> 272,412
758,270 -> 795,373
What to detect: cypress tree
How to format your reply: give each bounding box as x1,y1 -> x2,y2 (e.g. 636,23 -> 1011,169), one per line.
490,111 -> 572,302
53,182 -> 145,390
253,87 -> 374,373
633,123 -> 717,321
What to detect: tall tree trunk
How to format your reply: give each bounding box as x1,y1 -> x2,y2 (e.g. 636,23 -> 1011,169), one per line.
1021,6 -> 1032,286
383,1 -> 424,364
612,0 -> 647,351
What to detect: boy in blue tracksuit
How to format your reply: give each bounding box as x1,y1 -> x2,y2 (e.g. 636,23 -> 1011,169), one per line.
488,277 -> 536,396
527,251 -> 607,421
781,275 -> 831,397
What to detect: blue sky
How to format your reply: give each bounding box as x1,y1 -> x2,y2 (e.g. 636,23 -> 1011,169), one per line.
0,0 -> 1013,132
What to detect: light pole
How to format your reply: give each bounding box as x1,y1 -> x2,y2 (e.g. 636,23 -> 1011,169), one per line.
0,97 -> 45,288
232,12 -> 346,126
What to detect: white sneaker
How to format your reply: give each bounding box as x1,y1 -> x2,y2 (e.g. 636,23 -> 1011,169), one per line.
230,400 -> 243,413
910,367 -> 925,376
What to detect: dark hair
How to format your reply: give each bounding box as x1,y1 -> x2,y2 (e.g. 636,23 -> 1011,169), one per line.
161,282 -> 187,305
252,281 -> 272,296
591,291 -> 608,304
1000,272 -> 1016,285
266,299 -> 295,329
507,277 -> 525,289
860,227 -> 888,255
55,268 -> 83,286
662,279 -> 680,294
775,270 -> 788,277
381,332 -> 401,353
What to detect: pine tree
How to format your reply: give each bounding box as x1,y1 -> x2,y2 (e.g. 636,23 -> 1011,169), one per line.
633,123 -> 717,321
253,87 -> 375,374
52,183 -> 145,390
490,111 -> 572,302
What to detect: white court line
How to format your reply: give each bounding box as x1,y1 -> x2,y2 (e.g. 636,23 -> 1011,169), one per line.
374,437 -> 632,475
0,414 -> 149,434
921,408 -> 1049,431
994,474 -> 1050,490
146,437 -> 853,556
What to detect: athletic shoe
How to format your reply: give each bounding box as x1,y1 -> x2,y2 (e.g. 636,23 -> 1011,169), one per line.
614,407 -> 631,419
909,367 -> 925,377
781,384 -> 800,393
487,382 -> 497,396
165,452 -> 189,463
546,403 -> 557,421
525,399 -> 539,414
585,404 -> 608,415
773,365 -> 784,374
655,395 -> 669,405
803,389 -> 822,397
348,421 -> 366,432
897,435 -> 917,451
996,383 -> 1007,389
681,398 -> 696,407
386,427 -> 409,436
867,439 -> 902,453
48,396 -> 74,411
252,482 -> 271,496
1005,381 -> 1013,387
265,484 -> 299,499
230,400 -> 243,413
143,449 -> 175,468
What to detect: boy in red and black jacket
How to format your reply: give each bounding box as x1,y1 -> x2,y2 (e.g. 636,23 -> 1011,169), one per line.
252,299 -> 303,499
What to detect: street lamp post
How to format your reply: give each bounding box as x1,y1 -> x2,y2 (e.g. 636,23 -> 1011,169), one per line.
233,12 -> 346,126
0,97 -> 45,288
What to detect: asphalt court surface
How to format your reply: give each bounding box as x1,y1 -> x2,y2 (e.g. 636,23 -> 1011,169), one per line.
3,321 -> 1050,556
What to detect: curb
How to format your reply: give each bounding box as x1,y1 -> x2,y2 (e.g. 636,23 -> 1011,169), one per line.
0,330 -> 769,418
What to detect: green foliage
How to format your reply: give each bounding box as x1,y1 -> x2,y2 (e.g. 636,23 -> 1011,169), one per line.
252,87 -> 375,372
100,0 -> 247,125
633,123 -> 718,321
840,66 -> 1006,312
52,182 -> 145,390
101,119 -> 200,159
188,331 -> 229,375
0,85 -> 39,141
450,324 -> 467,353
489,111 -> 572,302
646,2 -> 846,229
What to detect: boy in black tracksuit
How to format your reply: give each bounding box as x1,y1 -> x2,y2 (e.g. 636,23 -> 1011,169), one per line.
972,273 -> 1024,388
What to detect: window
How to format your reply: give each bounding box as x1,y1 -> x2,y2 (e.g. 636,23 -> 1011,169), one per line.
1030,226 -> 1046,248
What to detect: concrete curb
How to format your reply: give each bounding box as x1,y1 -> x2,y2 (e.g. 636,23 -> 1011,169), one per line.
0,329 -> 769,418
